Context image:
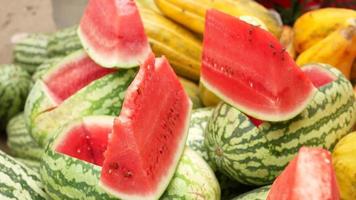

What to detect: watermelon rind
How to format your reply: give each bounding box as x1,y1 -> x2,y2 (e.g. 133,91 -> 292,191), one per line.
13,33 -> 50,74
31,69 -> 136,147
231,185 -> 271,200
41,116 -> 220,200
160,147 -> 221,200
186,107 -> 215,167
6,113 -> 43,161
0,64 -> 32,129
0,150 -> 48,200
205,64 -> 356,185
48,26 -> 82,57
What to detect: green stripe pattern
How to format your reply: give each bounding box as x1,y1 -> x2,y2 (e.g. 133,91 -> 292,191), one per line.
31,69 -> 137,147
205,65 -> 356,185
6,113 -> 43,161
13,33 -> 50,74
161,147 -> 221,199
232,186 -> 271,200
41,139 -> 220,200
0,150 -> 47,200
15,158 -> 41,173
48,26 -> 82,57
186,107 -> 214,164
0,65 -> 32,129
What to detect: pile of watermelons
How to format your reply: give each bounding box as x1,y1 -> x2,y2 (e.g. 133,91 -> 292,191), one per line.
0,0 -> 356,199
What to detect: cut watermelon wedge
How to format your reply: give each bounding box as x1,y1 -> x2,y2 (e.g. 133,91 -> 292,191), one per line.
43,50 -> 115,104
99,55 -> 192,199
78,0 -> 151,68
267,147 -> 340,200
55,116 -> 114,167
302,64 -> 337,88
201,9 -> 316,121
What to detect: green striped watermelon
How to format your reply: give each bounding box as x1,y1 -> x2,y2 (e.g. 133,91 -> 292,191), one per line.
0,64 -> 32,130
29,68 -> 136,147
40,114 -> 219,200
48,26 -> 82,57
160,147 -> 220,200
232,186 -> 271,200
0,150 -> 47,199
186,107 -> 214,166
24,50 -> 113,137
13,33 -> 50,74
205,64 -> 356,185
15,158 -> 41,172
6,113 -> 43,161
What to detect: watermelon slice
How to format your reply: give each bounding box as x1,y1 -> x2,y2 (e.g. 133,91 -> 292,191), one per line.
55,116 -> 114,167
267,147 -> 340,200
24,50 -> 115,133
99,55 -> 192,199
43,50 -> 115,104
302,64 -> 337,88
200,9 -> 316,121
78,0 -> 151,68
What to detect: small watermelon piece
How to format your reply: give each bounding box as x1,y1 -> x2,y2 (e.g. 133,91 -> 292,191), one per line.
201,9 -> 316,121
302,64 -> 337,88
55,116 -> 113,167
267,147 -> 340,200
100,55 -> 192,199
78,0 -> 151,68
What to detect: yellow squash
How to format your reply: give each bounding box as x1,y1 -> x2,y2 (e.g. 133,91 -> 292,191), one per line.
332,132 -> 356,200
199,82 -> 221,107
296,24 -> 356,79
140,8 -> 202,81
294,8 -> 356,53
279,26 -> 296,59
154,0 -> 282,38
179,77 -> 203,108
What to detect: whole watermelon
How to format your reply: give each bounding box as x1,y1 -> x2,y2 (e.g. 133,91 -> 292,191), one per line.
0,65 -> 32,130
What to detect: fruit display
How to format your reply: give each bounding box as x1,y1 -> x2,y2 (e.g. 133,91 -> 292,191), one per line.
1,0 -> 356,199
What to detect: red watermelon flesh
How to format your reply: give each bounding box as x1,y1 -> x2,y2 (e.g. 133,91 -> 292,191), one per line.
201,9 -> 316,122
301,65 -> 337,88
267,147 -> 340,200
43,52 -> 115,104
55,116 -> 113,166
246,65 -> 336,127
78,0 -> 151,68
100,55 -> 192,199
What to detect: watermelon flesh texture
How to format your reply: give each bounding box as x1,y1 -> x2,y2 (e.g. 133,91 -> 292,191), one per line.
201,9 -> 316,122
247,64 -> 336,127
267,147 -> 340,200
78,0 -> 151,68
100,55 -> 192,199
55,117 -> 113,166
43,51 -> 115,104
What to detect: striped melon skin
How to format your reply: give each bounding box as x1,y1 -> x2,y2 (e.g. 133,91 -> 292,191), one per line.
160,147 -> 221,200
15,158 -> 41,172
205,65 -> 356,185
13,33 -> 50,74
48,26 -> 82,57
186,107 -> 214,166
0,65 -> 32,129
41,141 -> 219,200
31,69 -> 137,147
232,186 -> 271,200
6,113 -> 43,161
0,150 -> 47,200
